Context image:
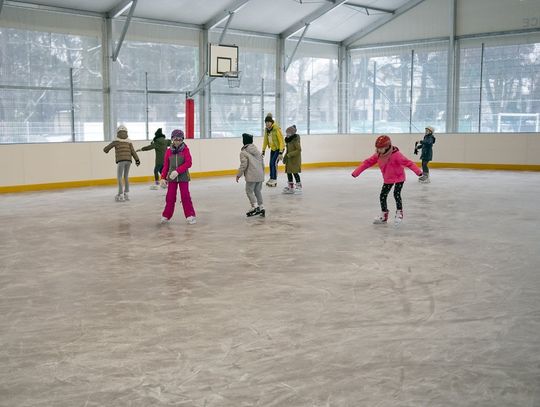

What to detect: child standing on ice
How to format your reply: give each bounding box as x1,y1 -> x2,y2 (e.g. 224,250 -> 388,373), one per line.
159,129 -> 196,225
103,124 -> 140,202
352,135 -> 422,225
236,133 -> 265,217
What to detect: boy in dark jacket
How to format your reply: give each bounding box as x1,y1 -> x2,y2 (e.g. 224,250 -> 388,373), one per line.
137,128 -> 171,189
415,126 -> 436,184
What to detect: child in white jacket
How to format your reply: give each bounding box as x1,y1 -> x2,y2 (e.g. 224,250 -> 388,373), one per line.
236,133 -> 265,217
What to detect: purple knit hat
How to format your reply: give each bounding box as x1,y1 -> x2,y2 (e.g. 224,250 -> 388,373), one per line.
171,129 -> 184,140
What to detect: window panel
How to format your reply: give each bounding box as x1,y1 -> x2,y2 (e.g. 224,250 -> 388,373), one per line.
210,51 -> 275,138
285,57 -> 338,134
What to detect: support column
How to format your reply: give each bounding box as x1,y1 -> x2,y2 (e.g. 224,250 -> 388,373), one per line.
446,0 -> 457,133
103,18 -> 116,140
338,45 -> 349,133
276,37 -> 286,128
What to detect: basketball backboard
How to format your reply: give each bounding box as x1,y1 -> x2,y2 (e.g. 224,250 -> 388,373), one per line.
209,44 -> 239,77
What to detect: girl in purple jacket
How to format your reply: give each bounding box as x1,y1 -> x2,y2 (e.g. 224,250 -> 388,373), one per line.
352,135 -> 422,225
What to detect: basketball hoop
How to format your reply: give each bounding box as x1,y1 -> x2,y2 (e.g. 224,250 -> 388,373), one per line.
223,71 -> 241,88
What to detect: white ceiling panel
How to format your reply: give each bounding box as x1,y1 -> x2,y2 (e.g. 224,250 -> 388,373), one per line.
5,0 -> 435,42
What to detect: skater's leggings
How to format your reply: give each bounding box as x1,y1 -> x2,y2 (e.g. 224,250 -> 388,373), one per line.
245,181 -> 263,207
269,150 -> 280,180
287,173 -> 301,183
162,181 -> 196,219
153,164 -> 164,182
422,160 -> 429,174
117,161 -> 131,194
380,182 -> 404,212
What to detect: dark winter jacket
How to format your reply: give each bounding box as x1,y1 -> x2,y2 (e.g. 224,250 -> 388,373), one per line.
418,133 -> 436,162
284,134 -> 302,174
140,132 -> 171,166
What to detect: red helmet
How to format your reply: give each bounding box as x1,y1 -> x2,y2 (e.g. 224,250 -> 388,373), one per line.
375,135 -> 391,149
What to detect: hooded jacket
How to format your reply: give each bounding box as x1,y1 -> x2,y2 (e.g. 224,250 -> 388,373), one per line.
418,133 -> 436,162
352,146 -> 422,184
237,143 -> 265,182
103,132 -> 140,164
284,133 -> 302,174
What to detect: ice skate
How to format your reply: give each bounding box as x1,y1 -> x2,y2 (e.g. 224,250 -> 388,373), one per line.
419,174 -> 431,184
186,216 -> 197,225
294,182 -> 303,195
394,210 -> 403,225
266,179 -> 277,187
115,194 -> 124,202
160,216 -> 169,224
282,183 -> 295,194
150,184 -> 159,190
246,207 -> 259,217
258,208 -> 266,217
373,211 -> 389,224
123,193 -> 130,201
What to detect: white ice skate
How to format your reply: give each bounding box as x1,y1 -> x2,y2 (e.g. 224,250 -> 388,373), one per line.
394,210 -> 403,225
266,179 -> 277,187
115,194 -> 124,202
186,216 -> 197,225
419,174 -> 431,184
282,185 -> 295,194
160,216 -> 169,224
373,211 -> 389,224
150,184 -> 159,190
123,193 -> 130,201
294,183 -> 303,195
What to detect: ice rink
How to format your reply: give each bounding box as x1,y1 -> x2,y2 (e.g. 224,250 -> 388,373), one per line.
1,168 -> 539,406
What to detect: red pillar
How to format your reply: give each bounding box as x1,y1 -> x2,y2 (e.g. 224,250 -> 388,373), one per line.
185,98 -> 195,139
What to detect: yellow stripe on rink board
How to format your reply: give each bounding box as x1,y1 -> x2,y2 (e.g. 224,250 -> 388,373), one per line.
2,162 -> 540,193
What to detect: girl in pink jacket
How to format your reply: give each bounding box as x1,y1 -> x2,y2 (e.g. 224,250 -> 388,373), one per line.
352,135 -> 422,224
159,129 -> 196,225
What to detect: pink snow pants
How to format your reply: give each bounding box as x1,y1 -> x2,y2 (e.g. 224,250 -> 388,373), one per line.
162,181 -> 196,220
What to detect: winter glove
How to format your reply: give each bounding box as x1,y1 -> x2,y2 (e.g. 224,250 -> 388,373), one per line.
160,178 -> 167,188
169,170 -> 179,180
277,152 -> 283,163
235,175 -> 240,183
135,160 -> 140,166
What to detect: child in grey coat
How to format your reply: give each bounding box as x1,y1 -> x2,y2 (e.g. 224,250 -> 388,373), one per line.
236,133 -> 265,217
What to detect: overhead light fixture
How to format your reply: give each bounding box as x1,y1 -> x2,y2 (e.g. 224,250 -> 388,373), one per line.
112,1 -> 133,18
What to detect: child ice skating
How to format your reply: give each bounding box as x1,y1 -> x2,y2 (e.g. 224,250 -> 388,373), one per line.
414,126 -> 436,183
103,124 -> 140,202
160,129 -> 196,225
261,113 -> 284,187
137,127 -> 171,189
352,135 -> 422,225
282,125 -> 302,195
236,133 -> 265,217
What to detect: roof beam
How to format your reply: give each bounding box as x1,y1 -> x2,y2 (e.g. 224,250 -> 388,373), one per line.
284,24 -> 309,72
111,0 -> 138,61
344,2 -> 394,14
218,12 -> 234,44
204,0 -> 251,30
281,0 -> 348,39
108,0 -> 133,18
342,0 -> 427,48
